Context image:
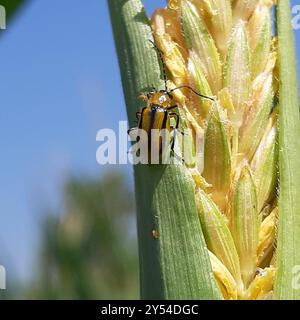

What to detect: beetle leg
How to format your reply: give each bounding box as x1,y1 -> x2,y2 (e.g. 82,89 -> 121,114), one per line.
138,94 -> 148,101
127,127 -> 138,135
130,111 -> 142,125
136,112 -> 141,119
169,113 -> 184,135
168,113 -> 185,164
167,104 -> 178,111
173,152 -> 185,164
170,137 -> 185,164
169,112 -> 179,129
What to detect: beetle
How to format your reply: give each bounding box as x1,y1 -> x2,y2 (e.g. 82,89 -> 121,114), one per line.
128,40 -> 214,164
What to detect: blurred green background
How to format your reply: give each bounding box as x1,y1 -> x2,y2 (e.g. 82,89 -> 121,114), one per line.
27,173 -> 138,299
0,0 -> 299,300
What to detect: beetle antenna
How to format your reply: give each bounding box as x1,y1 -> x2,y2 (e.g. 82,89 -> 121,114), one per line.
149,39 -> 168,92
169,86 -> 215,102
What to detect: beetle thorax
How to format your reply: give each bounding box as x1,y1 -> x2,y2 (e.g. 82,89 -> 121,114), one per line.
149,92 -> 172,108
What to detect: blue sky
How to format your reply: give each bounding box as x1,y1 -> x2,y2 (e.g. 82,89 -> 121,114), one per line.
0,0 -> 299,284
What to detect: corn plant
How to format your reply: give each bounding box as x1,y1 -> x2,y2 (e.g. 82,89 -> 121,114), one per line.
108,0 -> 300,300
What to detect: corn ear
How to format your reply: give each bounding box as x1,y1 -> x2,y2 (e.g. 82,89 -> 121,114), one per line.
209,251 -> 238,300
224,21 -> 251,126
239,72 -> 274,162
188,51 -> 213,117
257,208 -> 278,267
181,0 -> 222,93
195,0 -> 233,57
196,189 -> 243,291
232,0 -> 260,22
248,5 -> 272,78
231,165 -> 259,287
203,104 -> 232,210
251,116 -> 278,212
246,267 -> 276,300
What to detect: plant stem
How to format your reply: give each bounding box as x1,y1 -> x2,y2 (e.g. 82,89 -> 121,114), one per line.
275,0 -> 300,300
108,0 -> 221,299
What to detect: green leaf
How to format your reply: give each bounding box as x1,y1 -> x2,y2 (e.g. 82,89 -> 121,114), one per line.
108,0 -> 221,299
0,0 -> 29,27
275,0 -> 300,300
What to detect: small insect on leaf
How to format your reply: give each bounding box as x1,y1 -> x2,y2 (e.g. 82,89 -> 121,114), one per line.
152,229 -> 159,240
127,40 -> 215,165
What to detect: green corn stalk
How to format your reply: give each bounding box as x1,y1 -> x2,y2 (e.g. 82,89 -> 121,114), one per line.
275,0 -> 300,300
108,0 -> 300,300
108,0 -> 221,299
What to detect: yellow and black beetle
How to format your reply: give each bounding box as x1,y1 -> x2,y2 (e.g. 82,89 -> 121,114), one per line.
128,40 -> 214,164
